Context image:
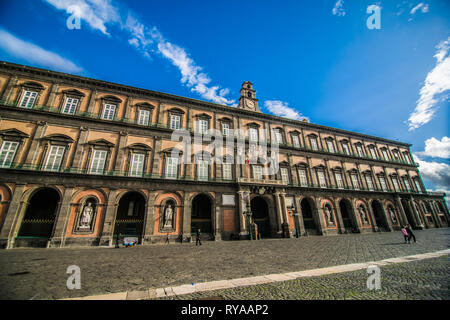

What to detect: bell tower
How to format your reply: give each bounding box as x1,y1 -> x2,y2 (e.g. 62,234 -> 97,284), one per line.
238,81 -> 259,112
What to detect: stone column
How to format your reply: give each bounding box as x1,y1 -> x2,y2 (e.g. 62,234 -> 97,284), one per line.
0,184 -> 26,249
409,197 -> 424,229
87,89 -> 98,114
274,192 -> 284,237
182,192 -> 192,240
350,201 -> 362,233
113,131 -> 128,174
124,96 -> 133,119
1,75 -> 18,102
151,137 -> 162,177
214,195 -> 221,241
24,121 -> 47,167
428,200 -> 442,228
333,198 -> 345,234
379,201 -> 393,232
48,186 -> 74,247
99,189 -> 118,246
70,127 -> 89,170
45,82 -> 59,107
394,196 -> 408,226
237,191 -> 248,238
365,201 -> 379,232
295,197 -> 306,236
143,191 -> 157,244
314,198 -> 327,235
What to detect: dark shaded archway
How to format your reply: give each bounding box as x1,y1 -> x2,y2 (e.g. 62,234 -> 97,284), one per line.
113,192 -> 146,243
17,188 -> 60,245
339,199 -> 355,231
371,200 -> 389,231
251,196 -> 271,238
401,199 -> 416,228
300,198 -> 319,234
191,193 -> 212,235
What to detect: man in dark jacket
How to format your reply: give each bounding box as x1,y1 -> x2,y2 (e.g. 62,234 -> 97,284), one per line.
196,228 -> 202,246
405,224 -> 416,243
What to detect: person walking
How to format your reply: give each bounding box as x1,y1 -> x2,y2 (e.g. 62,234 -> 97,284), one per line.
405,224 -> 416,243
196,228 -> 202,246
401,226 -> 409,243
165,233 -> 170,244
115,232 -> 121,248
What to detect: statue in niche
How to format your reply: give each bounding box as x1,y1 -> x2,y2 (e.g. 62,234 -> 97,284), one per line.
79,202 -> 94,229
163,204 -> 174,228
324,205 -> 334,225
389,207 -> 397,224
359,206 -> 369,225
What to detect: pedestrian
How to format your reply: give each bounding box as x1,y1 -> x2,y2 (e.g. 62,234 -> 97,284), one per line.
115,232 -> 121,248
196,228 -> 202,246
165,233 -> 170,244
405,224 -> 416,243
401,226 -> 409,243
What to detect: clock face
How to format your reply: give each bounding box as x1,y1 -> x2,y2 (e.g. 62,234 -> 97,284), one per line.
246,100 -> 255,109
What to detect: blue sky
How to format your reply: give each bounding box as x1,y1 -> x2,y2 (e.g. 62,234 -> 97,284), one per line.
0,0 -> 448,199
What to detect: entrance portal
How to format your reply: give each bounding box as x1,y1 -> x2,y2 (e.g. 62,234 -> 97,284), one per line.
300,198 -> 319,234
371,200 -> 388,231
251,196 -> 271,238
339,199 -> 355,231
401,199 -> 416,228
17,188 -> 60,246
113,192 -> 146,243
191,194 -> 212,235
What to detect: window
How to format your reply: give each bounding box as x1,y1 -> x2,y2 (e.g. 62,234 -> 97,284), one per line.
392,150 -> 400,160
403,152 -> 411,164
335,172 -> 344,189
351,173 -> 360,190
197,159 -> 209,181
223,163 -> 232,180
356,144 -> 364,157
170,114 -> 181,130
392,176 -> 400,191
222,123 -> 230,136
403,178 -> 411,191
273,129 -> 283,144
317,170 -> 327,188
281,167 -> 290,184
249,128 -> 258,142
382,149 -> 389,161
130,153 -> 145,177
414,179 -> 422,192
44,145 -> 65,171
20,90 -> 38,108
365,175 -> 374,191
327,140 -> 335,153
369,147 -> 377,159
379,176 -> 388,191
0,141 -> 19,168
198,119 -> 209,134
310,136 -> 318,151
253,165 -> 263,180
89,150 -> 107,174
166,157 -> 178,179
292,134 -> 300,147
62,97 -> 79,115
342,142 -> 350,155
102,104 -> 116,120
298,168 -> 308,187
138,109 -> 150,126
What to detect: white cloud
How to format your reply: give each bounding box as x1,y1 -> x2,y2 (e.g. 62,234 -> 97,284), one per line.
417,136 -> 450,159
264,100 -> 309,121
413,154 -> 450,195
0,28 -> 83,74
44,0 -> 235,105
332,0 -> 346,16
44,0 -> 120,35
407,37 -> 450,130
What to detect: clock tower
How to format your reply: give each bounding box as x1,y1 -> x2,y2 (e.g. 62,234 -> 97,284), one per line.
238,81 -> 259,112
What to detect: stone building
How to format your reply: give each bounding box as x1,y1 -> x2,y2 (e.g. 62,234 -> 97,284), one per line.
0,61 -> 448,249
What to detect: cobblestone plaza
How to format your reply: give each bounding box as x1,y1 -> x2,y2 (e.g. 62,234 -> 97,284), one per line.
0,228 -> 448,300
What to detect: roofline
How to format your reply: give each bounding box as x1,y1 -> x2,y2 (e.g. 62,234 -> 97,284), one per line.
0,60 -> 412,147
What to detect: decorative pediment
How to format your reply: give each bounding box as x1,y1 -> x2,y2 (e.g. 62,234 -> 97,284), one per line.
62,89 -> 85,97
0,128 -> 29,139
194,113 -> 212,119
161,147 -> 183,155
126,143 -> 152,152
87,139 -> 115,148
295,162 -> 309,168
218,117 -> 232,123
135,102 -> 155,109
289,130 -> 300,135
101,95 -> 122,103
279,160 -> 290,167
246,122 -> 260,128
167,107 -> 185,114
41,134 -> 74,144
20,81 -> 45,90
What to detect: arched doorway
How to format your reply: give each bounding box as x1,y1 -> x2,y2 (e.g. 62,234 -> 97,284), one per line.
113,192 -> 146,243
191,193 -> 212,236
401,199 -> 416,228
17,188 -> 60,246
371,200 -> 388,231
339,199 -> 355,231
300,198 -> 319,234
251,196 -> 271,238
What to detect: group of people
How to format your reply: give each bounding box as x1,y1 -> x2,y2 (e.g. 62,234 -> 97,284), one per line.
401,224 -> 416,244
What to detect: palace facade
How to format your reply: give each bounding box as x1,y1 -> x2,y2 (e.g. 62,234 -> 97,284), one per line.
0,61 -> 448,249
